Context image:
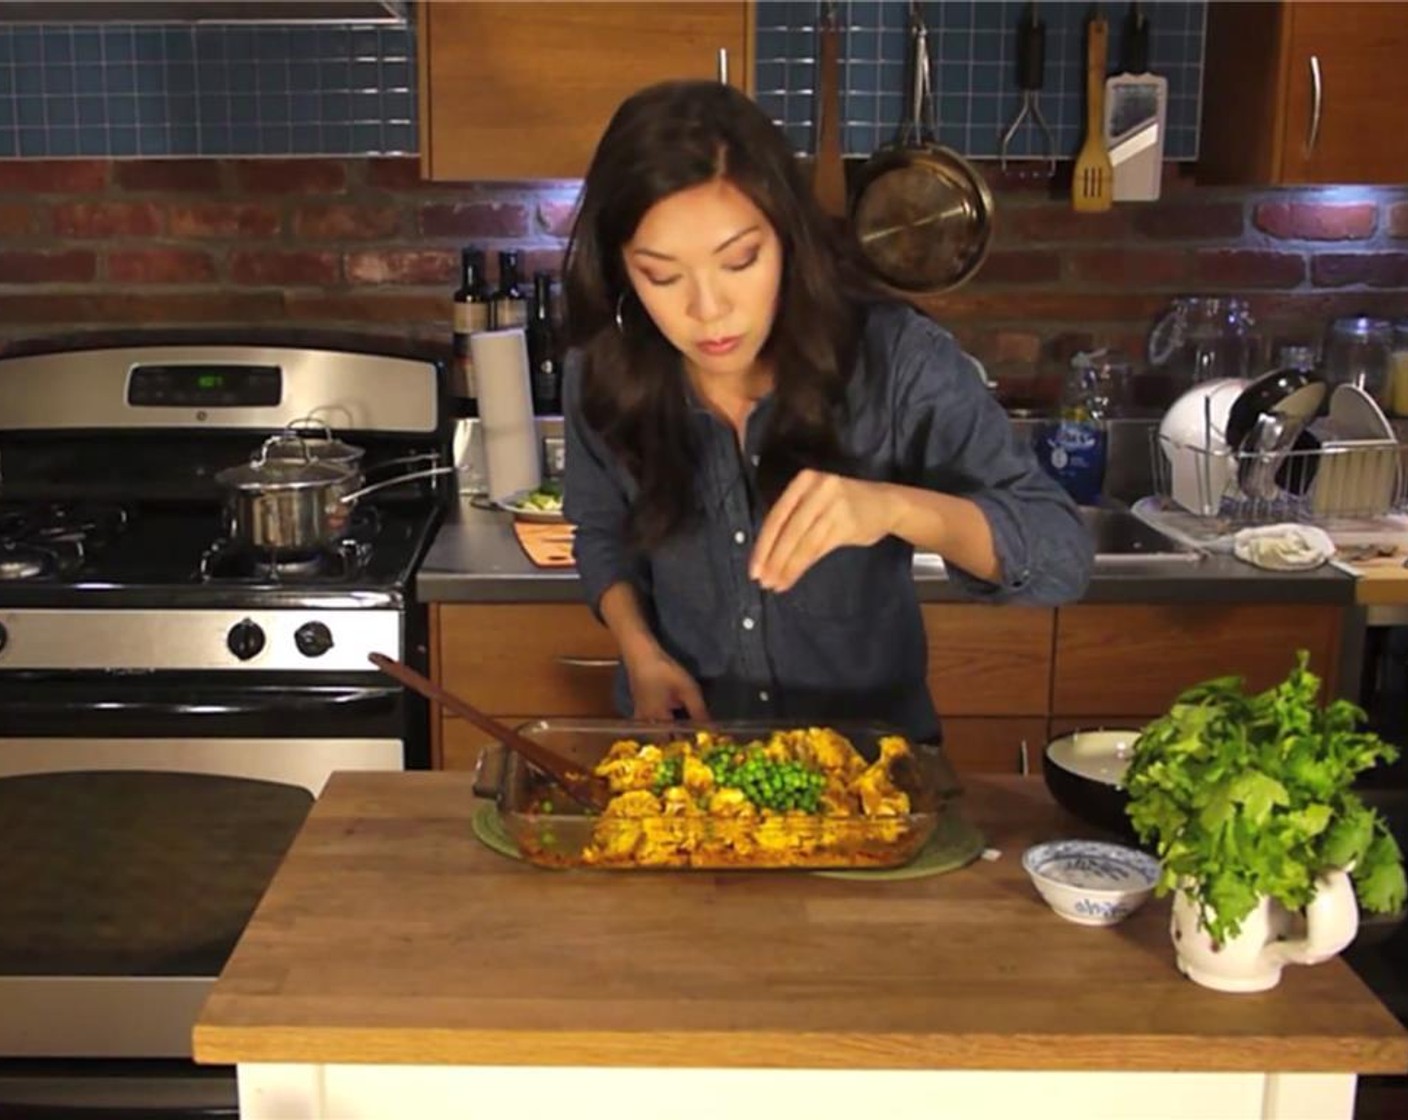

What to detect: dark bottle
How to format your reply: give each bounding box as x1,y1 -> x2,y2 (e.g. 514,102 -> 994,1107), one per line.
451,245 -> 491,402
527,271 -> 562,415
491,249 -> 529,330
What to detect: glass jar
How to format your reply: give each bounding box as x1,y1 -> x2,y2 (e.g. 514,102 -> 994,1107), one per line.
1389,320 -> 1408,418
1146,296 -> 1260,390
1322,316 -> 1393,405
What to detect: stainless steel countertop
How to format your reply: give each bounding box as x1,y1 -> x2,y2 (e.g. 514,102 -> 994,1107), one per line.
416,500 -> 1357,606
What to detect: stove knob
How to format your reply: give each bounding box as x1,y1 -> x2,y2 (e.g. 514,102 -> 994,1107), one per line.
227,619 -> 266,662
295,621 -> 334,659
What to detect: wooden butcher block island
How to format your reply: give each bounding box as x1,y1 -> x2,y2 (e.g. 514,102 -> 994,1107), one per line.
193,773 -> 1408,1120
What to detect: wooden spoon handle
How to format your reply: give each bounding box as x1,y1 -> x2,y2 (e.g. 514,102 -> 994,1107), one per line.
368,652 -> 610,811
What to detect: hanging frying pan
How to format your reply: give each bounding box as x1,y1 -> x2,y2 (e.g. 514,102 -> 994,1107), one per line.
850,2 -> 994,293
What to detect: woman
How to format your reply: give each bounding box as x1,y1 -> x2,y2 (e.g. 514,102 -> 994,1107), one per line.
561,79 -> 1092,745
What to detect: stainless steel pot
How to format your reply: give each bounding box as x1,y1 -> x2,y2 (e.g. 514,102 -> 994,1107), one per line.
216,437 -> 454,553
263,423 -> 442,508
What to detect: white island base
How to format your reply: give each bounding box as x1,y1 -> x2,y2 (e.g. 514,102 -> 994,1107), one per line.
236,1063 -> 1357,1120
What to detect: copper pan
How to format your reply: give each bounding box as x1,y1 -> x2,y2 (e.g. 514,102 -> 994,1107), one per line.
849,2 -> 994,293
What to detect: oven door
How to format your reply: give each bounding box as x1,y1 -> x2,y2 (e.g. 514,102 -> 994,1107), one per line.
0,670 -> 405,1115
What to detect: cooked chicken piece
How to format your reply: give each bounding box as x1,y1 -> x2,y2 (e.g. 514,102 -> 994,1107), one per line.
681,755 -> 714,796
848,763 -> 911,817
602,789 -> 663,818
706,788 -> 756,817
799,727 -> 867,779
660,787 -> 699,816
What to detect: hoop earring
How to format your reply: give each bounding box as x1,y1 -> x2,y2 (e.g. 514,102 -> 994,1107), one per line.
614,293 -> 626,334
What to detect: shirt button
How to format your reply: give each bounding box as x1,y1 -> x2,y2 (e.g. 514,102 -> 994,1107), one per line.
758,690 -> 770,702
741,616 -> 755,631
733,530 -> 746,545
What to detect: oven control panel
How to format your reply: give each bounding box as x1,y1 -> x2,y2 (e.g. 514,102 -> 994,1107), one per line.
0,609 -> 401,672
127,364 -> 282,408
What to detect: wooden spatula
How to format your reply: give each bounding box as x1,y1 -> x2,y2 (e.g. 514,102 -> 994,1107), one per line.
1072,12 -> 1113,213
369,652 -> 614,813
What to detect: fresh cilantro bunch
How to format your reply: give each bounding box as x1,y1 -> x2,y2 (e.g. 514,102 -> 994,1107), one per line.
1124,649 -> 1407,946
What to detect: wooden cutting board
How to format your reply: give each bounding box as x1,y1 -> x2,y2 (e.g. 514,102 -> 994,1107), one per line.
1330,547 -> 1408,604
512,520 -> 575,568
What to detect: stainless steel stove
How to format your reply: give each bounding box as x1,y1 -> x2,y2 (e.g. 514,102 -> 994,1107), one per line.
0,334 -> 453,1116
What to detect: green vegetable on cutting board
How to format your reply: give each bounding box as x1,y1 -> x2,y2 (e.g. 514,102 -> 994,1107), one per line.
1123,650 -> 1406,946
518,479 -> 563,511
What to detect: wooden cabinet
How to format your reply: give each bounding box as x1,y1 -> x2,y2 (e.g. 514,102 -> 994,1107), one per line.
431,600 -> 1348,777
1200,1 -> 1408,185
418,1 -> 754,182
923,605 -> 1053,717
433,603 -> 619,770
941,717 -> 1049,776
1051,603 -> 1343,719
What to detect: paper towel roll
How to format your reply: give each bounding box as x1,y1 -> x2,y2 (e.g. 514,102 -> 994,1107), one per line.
470,328 -> 542,502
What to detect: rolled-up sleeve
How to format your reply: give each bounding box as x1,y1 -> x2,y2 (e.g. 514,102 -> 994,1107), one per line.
561,353 -> 642,614
890,315 -> 1093,605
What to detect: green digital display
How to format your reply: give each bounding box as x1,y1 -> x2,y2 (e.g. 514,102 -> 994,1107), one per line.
197,373 -> 225,389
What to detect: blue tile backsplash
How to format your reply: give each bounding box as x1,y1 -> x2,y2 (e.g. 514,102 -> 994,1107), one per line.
0,20 -> 415,158
0,1 -> 1205,162
755,0 -> 1206,163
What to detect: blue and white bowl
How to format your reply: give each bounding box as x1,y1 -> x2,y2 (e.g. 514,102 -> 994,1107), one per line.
1022,839 -> 1161,926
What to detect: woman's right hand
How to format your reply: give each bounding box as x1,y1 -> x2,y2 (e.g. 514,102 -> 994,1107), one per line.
624,645 -> 710,722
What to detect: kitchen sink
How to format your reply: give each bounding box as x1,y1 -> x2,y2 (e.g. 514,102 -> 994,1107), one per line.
1080,505 -> 1200,563
912,504 -> 1200,570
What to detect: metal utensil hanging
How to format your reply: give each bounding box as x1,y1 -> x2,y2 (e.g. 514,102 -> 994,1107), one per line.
999,1 -> 1054,172
849,1 -> 994,293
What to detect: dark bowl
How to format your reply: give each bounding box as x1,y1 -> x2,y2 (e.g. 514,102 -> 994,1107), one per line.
1042,728 -> 1146,848
1225,367 -> 1326,452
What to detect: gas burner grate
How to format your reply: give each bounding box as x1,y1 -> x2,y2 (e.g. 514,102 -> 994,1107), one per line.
0,501 -> 129,550
0,540 -> 83,582
199,537 -> 373,584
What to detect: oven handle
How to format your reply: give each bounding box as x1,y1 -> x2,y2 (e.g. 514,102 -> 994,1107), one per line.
0,685 -> 402,719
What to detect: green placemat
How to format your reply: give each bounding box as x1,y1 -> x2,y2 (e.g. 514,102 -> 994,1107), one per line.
471,803 -> 531,863
470,804 -> 984,879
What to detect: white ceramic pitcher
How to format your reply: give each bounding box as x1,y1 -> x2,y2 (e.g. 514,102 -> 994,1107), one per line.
1170,869 -> 1360,993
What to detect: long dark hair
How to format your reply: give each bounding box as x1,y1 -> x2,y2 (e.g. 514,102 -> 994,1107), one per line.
563,79 -> 878,551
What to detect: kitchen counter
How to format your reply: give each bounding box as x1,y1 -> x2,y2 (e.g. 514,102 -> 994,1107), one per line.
417,502 -> 1355,606
193,772 -> 1407,1120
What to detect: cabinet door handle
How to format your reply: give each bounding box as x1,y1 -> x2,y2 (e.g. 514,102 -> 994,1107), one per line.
556,656 -> 621,669
1018,739 -> 1030,776
717,47 -> 729,85
1307,53 -> 1323,155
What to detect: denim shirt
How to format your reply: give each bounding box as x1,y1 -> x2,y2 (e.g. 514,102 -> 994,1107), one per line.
563,302 -> 1093,743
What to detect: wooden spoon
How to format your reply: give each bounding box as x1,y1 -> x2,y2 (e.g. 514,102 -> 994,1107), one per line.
369,652 -> 613,813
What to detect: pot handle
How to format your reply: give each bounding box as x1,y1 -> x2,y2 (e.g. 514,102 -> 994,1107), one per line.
901,4 -> 935,148
365,451 -> 442,477
286,417 -> 334,442
340,464 -> 458,504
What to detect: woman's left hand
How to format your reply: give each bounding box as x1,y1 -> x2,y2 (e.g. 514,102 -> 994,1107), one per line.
749,470 -> 897,593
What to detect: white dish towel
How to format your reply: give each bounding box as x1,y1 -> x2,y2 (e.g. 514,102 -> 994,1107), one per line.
1232,524 -> 1336,571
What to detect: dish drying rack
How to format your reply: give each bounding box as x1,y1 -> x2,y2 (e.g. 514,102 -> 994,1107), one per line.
1150,428 -> 1406,528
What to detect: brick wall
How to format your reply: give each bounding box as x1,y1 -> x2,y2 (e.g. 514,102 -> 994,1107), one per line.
2,156 -> 1406,396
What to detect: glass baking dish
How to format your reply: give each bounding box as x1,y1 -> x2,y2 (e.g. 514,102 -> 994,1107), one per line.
471,719 -> 963,871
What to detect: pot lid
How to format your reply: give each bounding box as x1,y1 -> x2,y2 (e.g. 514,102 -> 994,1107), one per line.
215,458 -> 351,492
263,434 -> 363,465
